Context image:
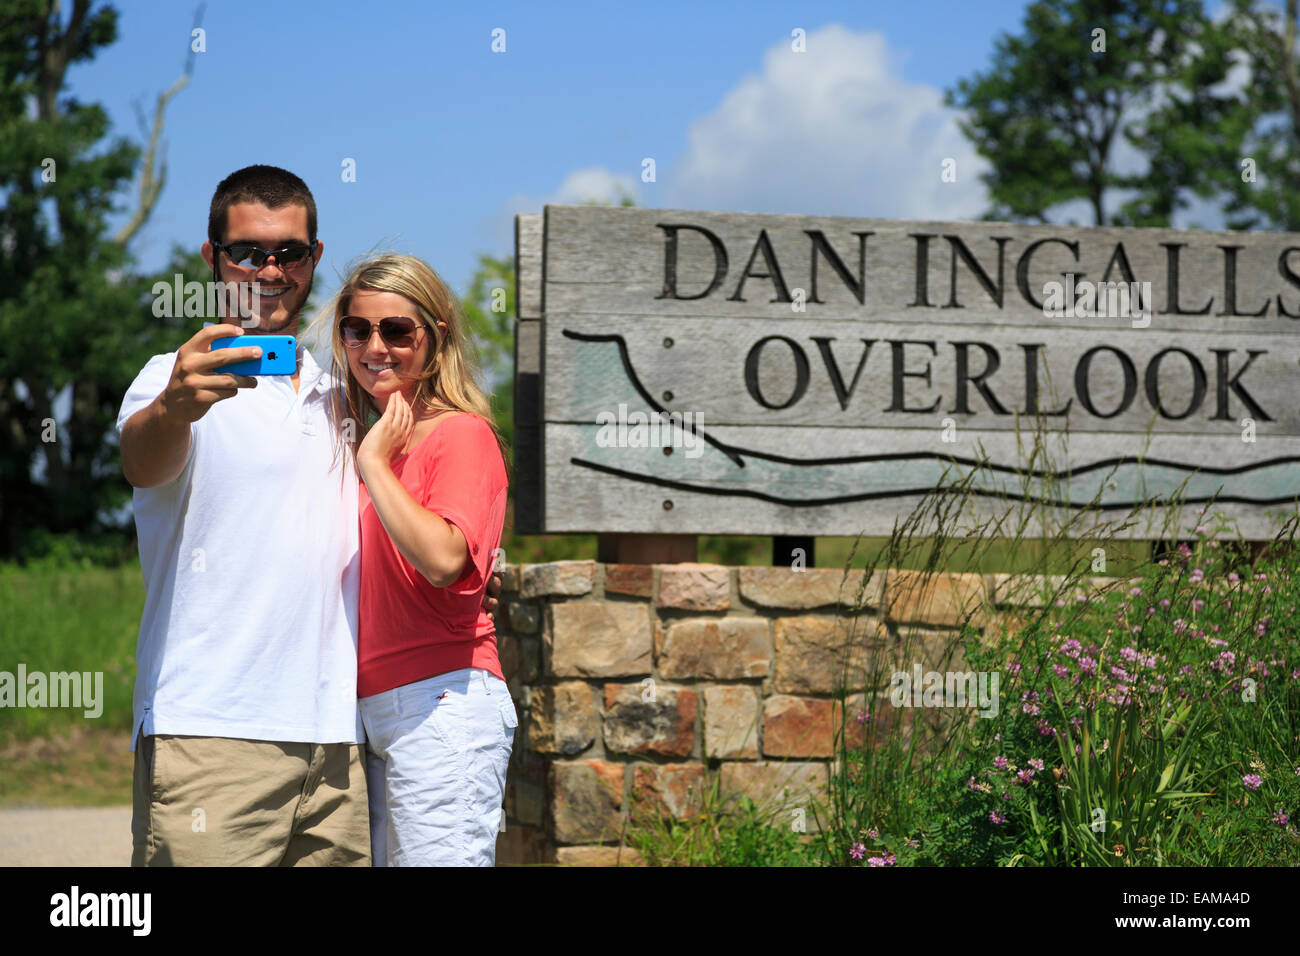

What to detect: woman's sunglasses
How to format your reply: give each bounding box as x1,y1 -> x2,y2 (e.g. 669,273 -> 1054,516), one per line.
213,241 -> 316,270
339,316 -> 429,348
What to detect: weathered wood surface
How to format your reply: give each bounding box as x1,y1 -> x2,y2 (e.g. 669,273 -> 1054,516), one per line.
541,206 -> 1300,331
517,205 -> 1300,538
513,215 -> 544,530
542,315 -> 1293,432
515,214 -> 543,320
543,424 -> 1299,538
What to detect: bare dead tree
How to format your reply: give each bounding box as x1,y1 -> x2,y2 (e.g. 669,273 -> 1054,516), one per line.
113,2 -> 205,247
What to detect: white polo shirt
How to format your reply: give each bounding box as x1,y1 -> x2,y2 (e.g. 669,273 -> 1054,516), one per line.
116,344 -> 363,749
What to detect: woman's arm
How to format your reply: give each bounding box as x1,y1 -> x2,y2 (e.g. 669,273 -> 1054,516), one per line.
360,460 -> 469,587
356,394 -> 469,588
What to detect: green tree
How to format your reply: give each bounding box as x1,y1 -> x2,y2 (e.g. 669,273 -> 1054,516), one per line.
946,0 -> 1248,227
1210,0 -> 1300,230
459,253 -> 515,449
0,0 -> 194,558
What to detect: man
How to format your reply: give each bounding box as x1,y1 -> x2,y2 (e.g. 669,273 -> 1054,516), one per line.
118,165 -> 500,865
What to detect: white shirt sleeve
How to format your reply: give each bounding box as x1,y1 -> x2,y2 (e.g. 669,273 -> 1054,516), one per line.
116,352 -> 178,434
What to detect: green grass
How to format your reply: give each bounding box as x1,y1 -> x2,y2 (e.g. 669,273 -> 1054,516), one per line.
0,560 -> 142,744
0,729 -> 134,807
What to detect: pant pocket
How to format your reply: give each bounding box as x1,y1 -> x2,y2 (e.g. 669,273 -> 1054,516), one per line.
147,734 -> 164,803
499,695 -> 518,749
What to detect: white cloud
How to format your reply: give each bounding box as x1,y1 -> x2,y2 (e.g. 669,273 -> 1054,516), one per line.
485,167 -> 641,253
486,24 -> 990,248
545,167 -> 640,205
660,24 -> 989,220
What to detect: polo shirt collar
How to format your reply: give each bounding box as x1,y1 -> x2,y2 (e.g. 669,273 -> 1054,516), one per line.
297,343 -> 333,397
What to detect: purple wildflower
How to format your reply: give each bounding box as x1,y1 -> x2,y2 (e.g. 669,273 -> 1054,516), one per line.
1211,651 -> 1236,673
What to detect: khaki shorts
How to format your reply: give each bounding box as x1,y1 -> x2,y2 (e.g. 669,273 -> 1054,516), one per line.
131,733 -> 370,866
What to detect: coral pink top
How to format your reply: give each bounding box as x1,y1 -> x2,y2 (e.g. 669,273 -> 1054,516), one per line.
357,412 -> 508,697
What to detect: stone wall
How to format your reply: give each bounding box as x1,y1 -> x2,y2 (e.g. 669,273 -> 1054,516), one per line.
492,561 -> 1098,866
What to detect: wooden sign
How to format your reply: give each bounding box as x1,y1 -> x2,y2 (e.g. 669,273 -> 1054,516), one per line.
513,206 -> 1300,538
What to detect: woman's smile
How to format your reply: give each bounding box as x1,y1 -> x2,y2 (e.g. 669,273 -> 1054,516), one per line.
344,289 -> 431,400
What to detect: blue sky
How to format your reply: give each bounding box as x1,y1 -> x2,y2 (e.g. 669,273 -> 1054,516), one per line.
68,0 -> 1041,308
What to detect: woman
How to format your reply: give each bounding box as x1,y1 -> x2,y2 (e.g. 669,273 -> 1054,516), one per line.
321,253 -> 513,866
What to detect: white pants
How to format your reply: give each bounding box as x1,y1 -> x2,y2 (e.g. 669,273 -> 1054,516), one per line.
360,667 -> 517,866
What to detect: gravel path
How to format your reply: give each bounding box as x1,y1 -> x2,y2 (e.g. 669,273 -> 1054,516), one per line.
0,807 -> 131,866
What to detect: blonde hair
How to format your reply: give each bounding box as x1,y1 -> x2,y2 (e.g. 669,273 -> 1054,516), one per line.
310,252 -> 510,476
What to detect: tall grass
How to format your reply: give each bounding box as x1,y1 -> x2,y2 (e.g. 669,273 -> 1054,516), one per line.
807,414 -> 1300,866
0,559 -> 141,744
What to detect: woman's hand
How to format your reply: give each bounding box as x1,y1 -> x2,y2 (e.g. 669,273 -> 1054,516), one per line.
357,392 -> 414,478
355,394 -> 470,587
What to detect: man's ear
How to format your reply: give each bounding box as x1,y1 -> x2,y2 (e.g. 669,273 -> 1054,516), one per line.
201,240 -> 220,283
312,240 -> 324,266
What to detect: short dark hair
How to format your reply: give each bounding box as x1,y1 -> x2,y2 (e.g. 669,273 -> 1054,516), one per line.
208,165 -> 317,244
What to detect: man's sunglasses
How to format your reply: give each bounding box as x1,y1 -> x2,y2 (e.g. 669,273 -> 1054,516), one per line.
339,316 -> 429,349
213,240 -> 316,270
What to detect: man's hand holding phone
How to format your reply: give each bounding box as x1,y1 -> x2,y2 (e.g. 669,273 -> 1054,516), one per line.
160,324 -> 262,423
121,325 -> 263,488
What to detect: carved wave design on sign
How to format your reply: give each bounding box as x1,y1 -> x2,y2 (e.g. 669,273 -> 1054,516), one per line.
559,329 -> 1300,508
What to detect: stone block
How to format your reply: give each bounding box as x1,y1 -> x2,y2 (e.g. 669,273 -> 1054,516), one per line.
656,563 -> 731,611
549,601 -> 652,677
657,617 -> 771,679
602,683 -> 696,757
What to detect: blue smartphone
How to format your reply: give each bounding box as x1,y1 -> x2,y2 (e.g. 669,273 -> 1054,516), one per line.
210,335 -> 297,376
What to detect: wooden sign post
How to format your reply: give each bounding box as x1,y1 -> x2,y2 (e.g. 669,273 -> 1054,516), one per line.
514,206 -> 1300,559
